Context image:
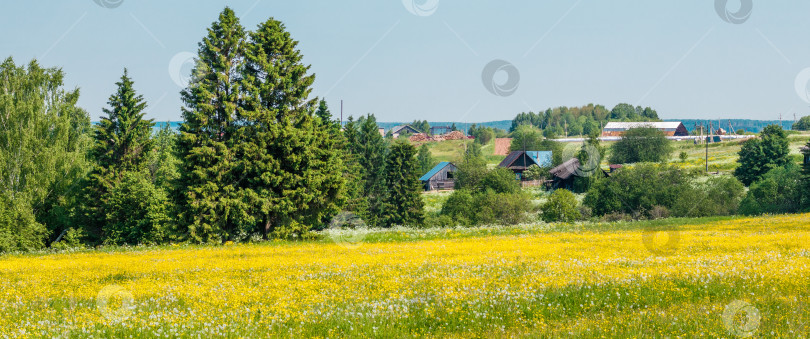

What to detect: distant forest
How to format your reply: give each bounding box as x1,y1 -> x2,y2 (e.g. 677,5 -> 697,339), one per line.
153,113 -> 803,135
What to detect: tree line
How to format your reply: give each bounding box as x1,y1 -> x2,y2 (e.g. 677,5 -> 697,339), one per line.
0,8 -> 426,252
509,103 -> 660,137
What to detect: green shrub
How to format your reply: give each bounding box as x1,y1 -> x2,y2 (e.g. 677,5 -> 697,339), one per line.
271,221 -> 319,241
739,165 -> 802,216
441,190 -> 533,226
50,228 -> 86,251
103,171 -> 172,246
474,192 -> 533,225
583,164 -> 689,218
541,189 -> 581,223
0,197 -> 47,253
480,167 -> 520,194
523,165 -> 549,181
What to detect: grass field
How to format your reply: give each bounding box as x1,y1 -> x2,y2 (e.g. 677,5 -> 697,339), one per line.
1,214 -> 808,337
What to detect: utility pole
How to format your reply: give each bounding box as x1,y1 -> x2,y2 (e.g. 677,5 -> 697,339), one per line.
340,100 -> 343,127
706,121 -> 712,173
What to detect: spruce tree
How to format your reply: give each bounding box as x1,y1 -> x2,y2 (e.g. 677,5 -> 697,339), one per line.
382,140 -> 425,226
79,69 -> 157,244
315,99 -> 337,128
239,17 -> 346,236
92,69 -> 154,172
178,10 -> 348,241
346,114 -> 388,226
340,117 -> 370,221
177,8 -> 248,243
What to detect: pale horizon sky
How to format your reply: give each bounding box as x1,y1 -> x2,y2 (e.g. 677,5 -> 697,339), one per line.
2,1 -> 810,123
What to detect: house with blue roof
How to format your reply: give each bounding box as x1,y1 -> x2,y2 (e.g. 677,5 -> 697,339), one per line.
498,151 -> 553,180
419,162 -> 457,191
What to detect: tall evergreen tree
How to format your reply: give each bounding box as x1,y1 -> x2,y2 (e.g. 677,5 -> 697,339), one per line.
177,8 -> 248,243
78,70 -> 159,244
92,69 -> 154,172
382,141 -> 424,226
178,10 -> 348,241
239,17 -> 346,236
345,114 -> 388,226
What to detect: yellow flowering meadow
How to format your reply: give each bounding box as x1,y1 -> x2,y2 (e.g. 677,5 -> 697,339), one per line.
1,214 -> 809,338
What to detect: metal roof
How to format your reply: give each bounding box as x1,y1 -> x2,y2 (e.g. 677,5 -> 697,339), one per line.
603,122 -> 684,130
420,161 -> 453,181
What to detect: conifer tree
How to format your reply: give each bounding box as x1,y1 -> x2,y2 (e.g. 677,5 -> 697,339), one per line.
382,140 -> 424,226
176,8 -> 248,243
178,9 -> 348,241
78,70 -> 158,244
239,17 -> 346,236
345,114 -> 388,226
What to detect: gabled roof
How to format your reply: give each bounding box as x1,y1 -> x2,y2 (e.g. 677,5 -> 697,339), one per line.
498,151 -> 553,169
603,122 -> 684,130
420,161 -> 454,181
550,158 -> 580,180
390,125 -> 421,134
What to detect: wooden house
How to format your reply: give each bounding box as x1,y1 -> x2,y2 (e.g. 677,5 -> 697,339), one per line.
390,125 -> 421,138
498,151 -> 553,179
420,162 -> 457,191
550,158 -> 608,190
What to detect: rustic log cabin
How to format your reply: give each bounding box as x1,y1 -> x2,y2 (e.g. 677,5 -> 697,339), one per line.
420,162 -> 457,191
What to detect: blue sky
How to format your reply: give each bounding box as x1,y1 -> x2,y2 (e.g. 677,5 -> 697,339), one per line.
2,1 -> 809,123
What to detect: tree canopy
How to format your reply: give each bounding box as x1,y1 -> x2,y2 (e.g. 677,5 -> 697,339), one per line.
0,57 -> 91,251
733,125 -> 790,186
609,127 -> 673,164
